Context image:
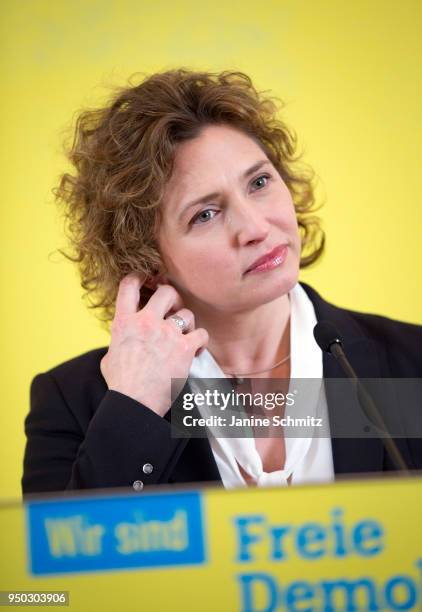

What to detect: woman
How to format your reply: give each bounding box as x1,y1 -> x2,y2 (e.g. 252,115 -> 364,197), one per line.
22,69 -> 422,494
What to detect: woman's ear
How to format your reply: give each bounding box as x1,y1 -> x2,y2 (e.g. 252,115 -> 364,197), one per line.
144,273 -> 168,290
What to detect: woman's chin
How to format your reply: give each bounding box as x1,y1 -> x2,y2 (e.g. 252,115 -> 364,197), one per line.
248,263 -> 299,295
185,263 -> 300,314
234,267 -> 299,310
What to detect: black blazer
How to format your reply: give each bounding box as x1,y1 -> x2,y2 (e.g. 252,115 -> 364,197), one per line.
22,283 -> 422,494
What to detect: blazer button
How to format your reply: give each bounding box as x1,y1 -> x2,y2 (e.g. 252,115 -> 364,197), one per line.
133,480 -> 144,491
142,463 -> 153,475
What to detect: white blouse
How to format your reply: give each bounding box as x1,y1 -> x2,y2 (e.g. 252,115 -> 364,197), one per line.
188,283 -> 335,488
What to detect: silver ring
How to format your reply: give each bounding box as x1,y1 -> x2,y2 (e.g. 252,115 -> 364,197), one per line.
168,314 -> 188,333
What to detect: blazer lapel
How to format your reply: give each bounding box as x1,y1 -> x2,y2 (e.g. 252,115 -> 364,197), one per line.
300,283 -> 385,476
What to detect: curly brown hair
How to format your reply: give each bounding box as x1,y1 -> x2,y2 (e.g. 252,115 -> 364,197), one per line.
55,68 -> 325,324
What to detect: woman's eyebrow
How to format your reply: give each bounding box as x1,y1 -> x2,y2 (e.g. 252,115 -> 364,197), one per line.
177,159 -> 271,220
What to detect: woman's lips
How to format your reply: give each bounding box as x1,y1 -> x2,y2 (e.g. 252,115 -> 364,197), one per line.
245,244 -> 288,274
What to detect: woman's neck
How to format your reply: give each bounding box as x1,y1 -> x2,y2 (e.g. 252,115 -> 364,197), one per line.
194,293 -> 291,375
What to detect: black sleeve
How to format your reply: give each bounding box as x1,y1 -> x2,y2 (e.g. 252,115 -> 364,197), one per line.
22,372 -> 188,494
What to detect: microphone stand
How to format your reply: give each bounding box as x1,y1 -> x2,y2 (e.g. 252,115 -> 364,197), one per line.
329,341 -> 409,474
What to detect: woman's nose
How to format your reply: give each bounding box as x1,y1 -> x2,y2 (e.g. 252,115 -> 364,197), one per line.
229,199 -> 270,246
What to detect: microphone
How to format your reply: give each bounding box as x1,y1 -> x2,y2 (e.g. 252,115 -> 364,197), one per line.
313,321 -> 409,473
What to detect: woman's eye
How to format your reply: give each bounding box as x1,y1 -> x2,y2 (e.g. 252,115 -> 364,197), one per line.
191,209 -> 218,225
251,174 -> 271,190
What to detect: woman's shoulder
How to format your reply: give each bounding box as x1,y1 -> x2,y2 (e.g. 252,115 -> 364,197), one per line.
33,347 -> 109,403
301,281 -> 422,378
300,281 -> 422,337
343,308 -> 422,373
300,282 -> 422,376
44,346 -> 107,378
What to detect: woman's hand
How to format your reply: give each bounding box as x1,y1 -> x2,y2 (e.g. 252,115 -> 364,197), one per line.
100,273 -> 209,417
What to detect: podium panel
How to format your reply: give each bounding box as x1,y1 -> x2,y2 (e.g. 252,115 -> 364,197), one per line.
1,477 -> 421,611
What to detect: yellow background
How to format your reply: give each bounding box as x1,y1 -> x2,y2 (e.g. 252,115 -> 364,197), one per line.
1,0 -> 421,497
1,478 -> 421,610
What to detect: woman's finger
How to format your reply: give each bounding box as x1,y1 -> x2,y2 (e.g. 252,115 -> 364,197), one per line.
185,327 -> 209,354
115,273 -> 146,316
165,308 -> 195,334
143,284 -> 184,319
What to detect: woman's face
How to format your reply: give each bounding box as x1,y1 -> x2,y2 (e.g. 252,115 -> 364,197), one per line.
158,124 -> 301,315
